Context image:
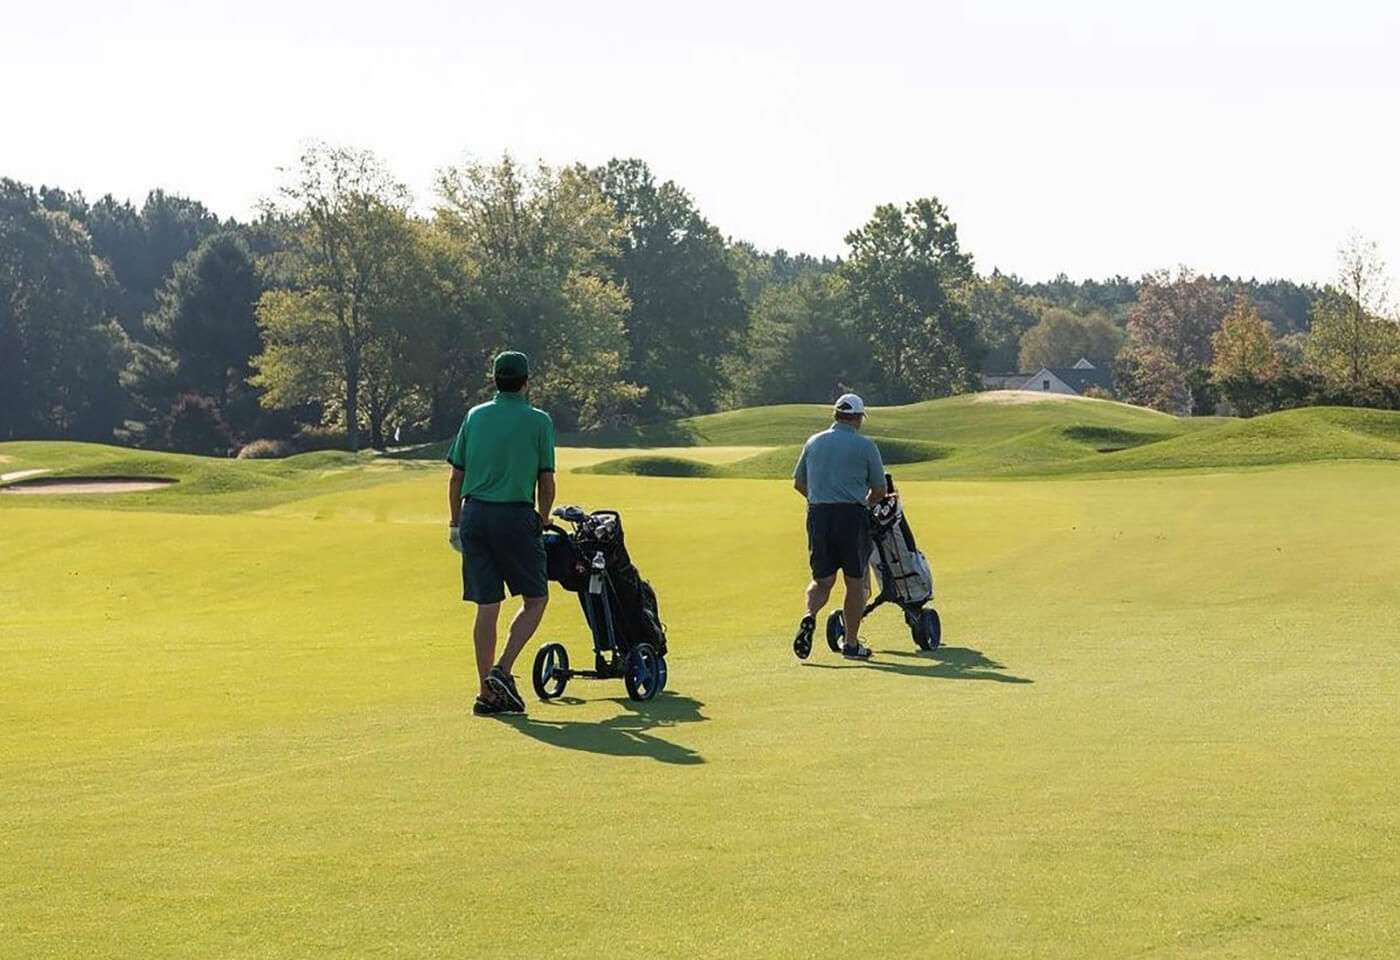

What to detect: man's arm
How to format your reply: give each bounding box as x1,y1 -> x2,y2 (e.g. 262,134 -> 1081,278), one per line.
445,416 -> 469,525
794,478 -> 809,497
536,471 -> 556,528
864,442 -> 887,505
792,442 -> 809,498
449,468 -> 465,524
536,414 -> 556,527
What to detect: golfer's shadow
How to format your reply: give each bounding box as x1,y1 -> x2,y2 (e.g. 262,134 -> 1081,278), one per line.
499,691 -> 708,765
805,644 -> 1033,684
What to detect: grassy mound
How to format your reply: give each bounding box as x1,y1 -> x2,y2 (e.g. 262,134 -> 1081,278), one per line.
97,395 -> 1400,492
0,441 -> 427,513
668,392 -> 1200,448
589,436 -> 952,481
1026,406 -> 1400,476
577,395 -> 1201,480
575,400 -> 1400,481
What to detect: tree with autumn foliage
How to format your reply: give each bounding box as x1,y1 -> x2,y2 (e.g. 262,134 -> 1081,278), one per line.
1211,297 -> 1283,416
1119,268 -> 1229,413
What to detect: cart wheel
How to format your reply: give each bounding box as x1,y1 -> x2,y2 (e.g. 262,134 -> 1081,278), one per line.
624,643 -> 662,701
656,656 -> 669,692
913,608 -> 942,651
825,610 -> 845,652
532,642 -> 570,700
910,612 -> 927,650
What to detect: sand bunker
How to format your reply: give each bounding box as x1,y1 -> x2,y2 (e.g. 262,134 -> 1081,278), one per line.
0,475 -> 176,495
973,390 -> 1086,405
1,468 -> 51,483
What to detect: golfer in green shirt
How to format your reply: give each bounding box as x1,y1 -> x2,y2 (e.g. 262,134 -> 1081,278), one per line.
447,351 -> 556,716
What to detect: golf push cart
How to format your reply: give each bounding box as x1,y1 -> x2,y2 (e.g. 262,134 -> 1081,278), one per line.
826,474 -> 942,652
531,505 -> 668,702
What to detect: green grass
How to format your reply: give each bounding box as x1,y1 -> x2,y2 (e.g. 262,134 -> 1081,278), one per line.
1023,406 -> 1400,477
0,441 -> 431,513
4,438 -> 1400,957
669,391 -> 1207,447
574,397 -> 1400,481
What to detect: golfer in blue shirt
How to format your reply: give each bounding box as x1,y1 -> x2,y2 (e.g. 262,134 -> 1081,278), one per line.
791,393 -> 887,660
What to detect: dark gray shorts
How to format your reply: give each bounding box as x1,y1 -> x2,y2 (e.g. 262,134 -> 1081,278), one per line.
460,500 -> 547,604
807,503 -> 871,580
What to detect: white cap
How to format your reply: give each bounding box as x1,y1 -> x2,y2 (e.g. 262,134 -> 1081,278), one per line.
833,393 -> 866,416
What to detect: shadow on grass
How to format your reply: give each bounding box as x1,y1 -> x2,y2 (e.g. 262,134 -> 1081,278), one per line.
497,691 -> 708,765
555,421 -> 701,448
804,645 -> 1033,684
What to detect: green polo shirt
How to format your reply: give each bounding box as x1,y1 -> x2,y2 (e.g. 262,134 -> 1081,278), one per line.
446,392 -> 555,504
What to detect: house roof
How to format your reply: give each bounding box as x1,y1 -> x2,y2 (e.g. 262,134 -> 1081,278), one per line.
1039,366 -> 1114,393
984,357 -> 1114,394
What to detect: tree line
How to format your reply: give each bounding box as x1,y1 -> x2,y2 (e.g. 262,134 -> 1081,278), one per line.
3,143 -> 1398,455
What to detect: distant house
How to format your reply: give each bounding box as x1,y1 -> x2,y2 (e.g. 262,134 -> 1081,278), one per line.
981,358 -> 1114,397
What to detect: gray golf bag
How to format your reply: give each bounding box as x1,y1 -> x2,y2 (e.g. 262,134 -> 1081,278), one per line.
826,473 -> 942,651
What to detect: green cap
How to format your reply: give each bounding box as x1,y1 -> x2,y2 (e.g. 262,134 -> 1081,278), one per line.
493,350 -> 529,379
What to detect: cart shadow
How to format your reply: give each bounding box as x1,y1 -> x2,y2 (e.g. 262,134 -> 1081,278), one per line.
803,645 -> 1033,684
496,691 -> 709,765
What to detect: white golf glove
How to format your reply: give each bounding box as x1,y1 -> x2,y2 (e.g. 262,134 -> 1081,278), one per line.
448,524 -> 463,554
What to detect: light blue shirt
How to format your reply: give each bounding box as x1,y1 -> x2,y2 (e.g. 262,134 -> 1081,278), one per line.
793,423 -> 886,505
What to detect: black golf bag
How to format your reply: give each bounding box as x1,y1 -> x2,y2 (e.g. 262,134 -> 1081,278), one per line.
535,507 -> 668,701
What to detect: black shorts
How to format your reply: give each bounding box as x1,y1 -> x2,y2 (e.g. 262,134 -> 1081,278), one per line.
460,500 -> 547,604
806,503 -> 871,580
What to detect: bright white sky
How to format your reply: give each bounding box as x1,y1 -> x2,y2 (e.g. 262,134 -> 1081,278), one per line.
4,0 -> 1399,285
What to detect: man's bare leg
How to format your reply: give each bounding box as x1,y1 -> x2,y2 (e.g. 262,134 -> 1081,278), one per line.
806,575 -> 836,618
794,574 -> 837,659
498,594 -> 548,675
474,602 -> 501,699
842,574 -> 866,649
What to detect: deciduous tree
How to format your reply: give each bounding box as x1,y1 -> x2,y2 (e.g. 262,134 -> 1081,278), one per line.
251,143 -> 417,450
1123,268 -> 1228,412
591,159 -> 745,418
435,156 -> 643,431
729,272 -> 865,407
842,198 -> 980,402
1305,235 -> 1399,390
1211,296 -> 1282,416
1017,308 -> 1122,371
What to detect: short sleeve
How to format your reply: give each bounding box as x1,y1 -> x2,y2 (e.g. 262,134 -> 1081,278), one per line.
446,416 -> 469,470
867,441 -> 886,490
537,413 -> 556,473
793,441 -> 809,484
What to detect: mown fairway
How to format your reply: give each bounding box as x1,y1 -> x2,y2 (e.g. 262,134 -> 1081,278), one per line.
4,429 -> 1400,957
